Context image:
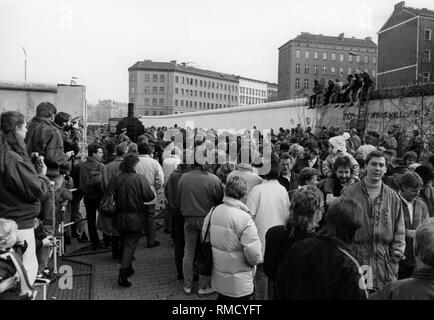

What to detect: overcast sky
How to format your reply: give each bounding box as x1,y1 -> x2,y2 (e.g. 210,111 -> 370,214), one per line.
0,0 -> 432,103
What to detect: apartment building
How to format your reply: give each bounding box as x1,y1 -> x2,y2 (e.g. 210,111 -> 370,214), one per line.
128,60 -> 239,116
377,1 -> 434,88
278,32 -> 377,100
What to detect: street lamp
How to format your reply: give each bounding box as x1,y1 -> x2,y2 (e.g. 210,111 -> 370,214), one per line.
22,47 -> 27,81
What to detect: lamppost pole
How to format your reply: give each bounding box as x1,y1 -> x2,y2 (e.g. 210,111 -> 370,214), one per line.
22,47 -> 27,81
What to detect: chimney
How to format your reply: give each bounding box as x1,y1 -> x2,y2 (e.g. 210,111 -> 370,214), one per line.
394,1 -> 405,12
365,36 -> 372,41
181,62 -> 187,67
128,102 -> 134,117
338,33 -> 344,41
170,60 -> 177,65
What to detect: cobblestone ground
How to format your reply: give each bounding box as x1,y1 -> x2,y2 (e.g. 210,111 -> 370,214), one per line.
63,227 -> 217,300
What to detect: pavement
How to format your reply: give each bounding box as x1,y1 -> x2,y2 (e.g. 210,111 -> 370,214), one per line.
50,227 -> 218,300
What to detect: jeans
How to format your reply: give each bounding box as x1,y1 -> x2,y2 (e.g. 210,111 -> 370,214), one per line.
144,205 -> 156,244
37,246 -> 53,274
16,228 -> 38,285
253,264 -> 271,300
71,190 -> 85,235
119,231 -> 142,269
183,218 -> 210,290
83,197 -> 101,247
171,214 -> 185,277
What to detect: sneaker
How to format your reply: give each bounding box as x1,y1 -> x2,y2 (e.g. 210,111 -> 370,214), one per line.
183,286 -> 192,294
198,287 -> 214,296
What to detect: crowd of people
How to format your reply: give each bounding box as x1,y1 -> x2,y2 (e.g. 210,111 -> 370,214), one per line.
308,71 -> 373,109
1,101 -> 434,300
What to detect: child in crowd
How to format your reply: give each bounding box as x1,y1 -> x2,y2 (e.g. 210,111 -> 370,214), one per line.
322,133 -> 360,183
0,218 -> 34,300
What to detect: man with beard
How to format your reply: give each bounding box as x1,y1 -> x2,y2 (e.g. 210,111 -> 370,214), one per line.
318,156 -> 353,210
293,142 -> 323,178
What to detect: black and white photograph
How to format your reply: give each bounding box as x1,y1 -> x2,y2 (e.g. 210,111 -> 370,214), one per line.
0,0 -> 434,308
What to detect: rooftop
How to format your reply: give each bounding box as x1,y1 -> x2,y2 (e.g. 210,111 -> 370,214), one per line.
279,32 -> 377,50
129,60 -> 239,82
404,5 -> 434,18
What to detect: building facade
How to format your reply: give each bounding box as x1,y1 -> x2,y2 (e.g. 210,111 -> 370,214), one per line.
278,33 -> 377,100
128,60 -> 239,116
266,82 -> 278,102
377,1 -> 434,89
238,77 -> 268,105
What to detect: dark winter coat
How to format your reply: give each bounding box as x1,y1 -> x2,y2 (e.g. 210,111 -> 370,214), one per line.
113,172 -> 155,232
25,116 -> 68,178
274,235 -> 367,300
0,149 -> 49,229
74,156 -> 104,199
164,168 -> 188,217
264,224 -> 313,282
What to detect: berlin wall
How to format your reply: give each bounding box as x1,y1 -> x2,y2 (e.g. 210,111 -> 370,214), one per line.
140,94 -> 434,135
0,81 -> 85,121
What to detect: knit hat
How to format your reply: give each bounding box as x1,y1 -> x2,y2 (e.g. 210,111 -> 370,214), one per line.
329,135 -> 348,153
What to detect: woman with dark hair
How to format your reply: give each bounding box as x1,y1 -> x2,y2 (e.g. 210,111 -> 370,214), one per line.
274,197 -> 367,300
264,185 -> 324,297
111,153 -> 155,287
0,111 -> 49,285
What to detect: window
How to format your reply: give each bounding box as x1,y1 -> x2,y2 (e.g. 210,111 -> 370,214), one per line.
331,67 -> 336,74
160,111 -> 164,115
175,76 -> 179,83
194,101 -> 197,108
314,51 -> 318,59
152,98 -> 157,106
207,92 -> 210,99
130,97 -> 135,103
181,77 -> 185,84
152,86 -> 158,94
159,75 -> 165,82
144,111 -> 149,116
339,67 -> 344,75
152,74 -> 158,82
296,49 -> 301,58
340,54 -> 344,62
211,93 -> 214,99
144,86 -> 149,94
364,56 -> 369,64
295,78 -> 300,89
303,79 -> 309,89
152,111 -> 157,115
190,89 -> 193,96
304,64 -> 309,74
189,101 -> 192,108
130,87 -> 135,94
423,50 -> 431,63
322,66 -> 327,75
181,88 -> 185,95
425,29 -> 432,41
174,99 -> 178,107
323,52 -> 327,60
199,102 -> 202,108
159,87 -> 165,94
295,63 -> 300,73
356,55 -> 360,63
331,53 -> 336,61
305,51 -> 309,59
175,87 -> 178,94
190,79 -> 193,85
313,65 -> 318,74
180,100 -> 184,107
195,79 -> 198,86
144,98 -> 150,106
194,90 -> 197,97
348,54 -> 353,62
145,74 -> 150,82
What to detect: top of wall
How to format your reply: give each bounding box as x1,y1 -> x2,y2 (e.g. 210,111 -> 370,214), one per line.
0,80 -> 57,93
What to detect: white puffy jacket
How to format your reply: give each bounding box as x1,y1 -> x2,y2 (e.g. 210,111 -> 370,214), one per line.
202,196 -> 263,298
